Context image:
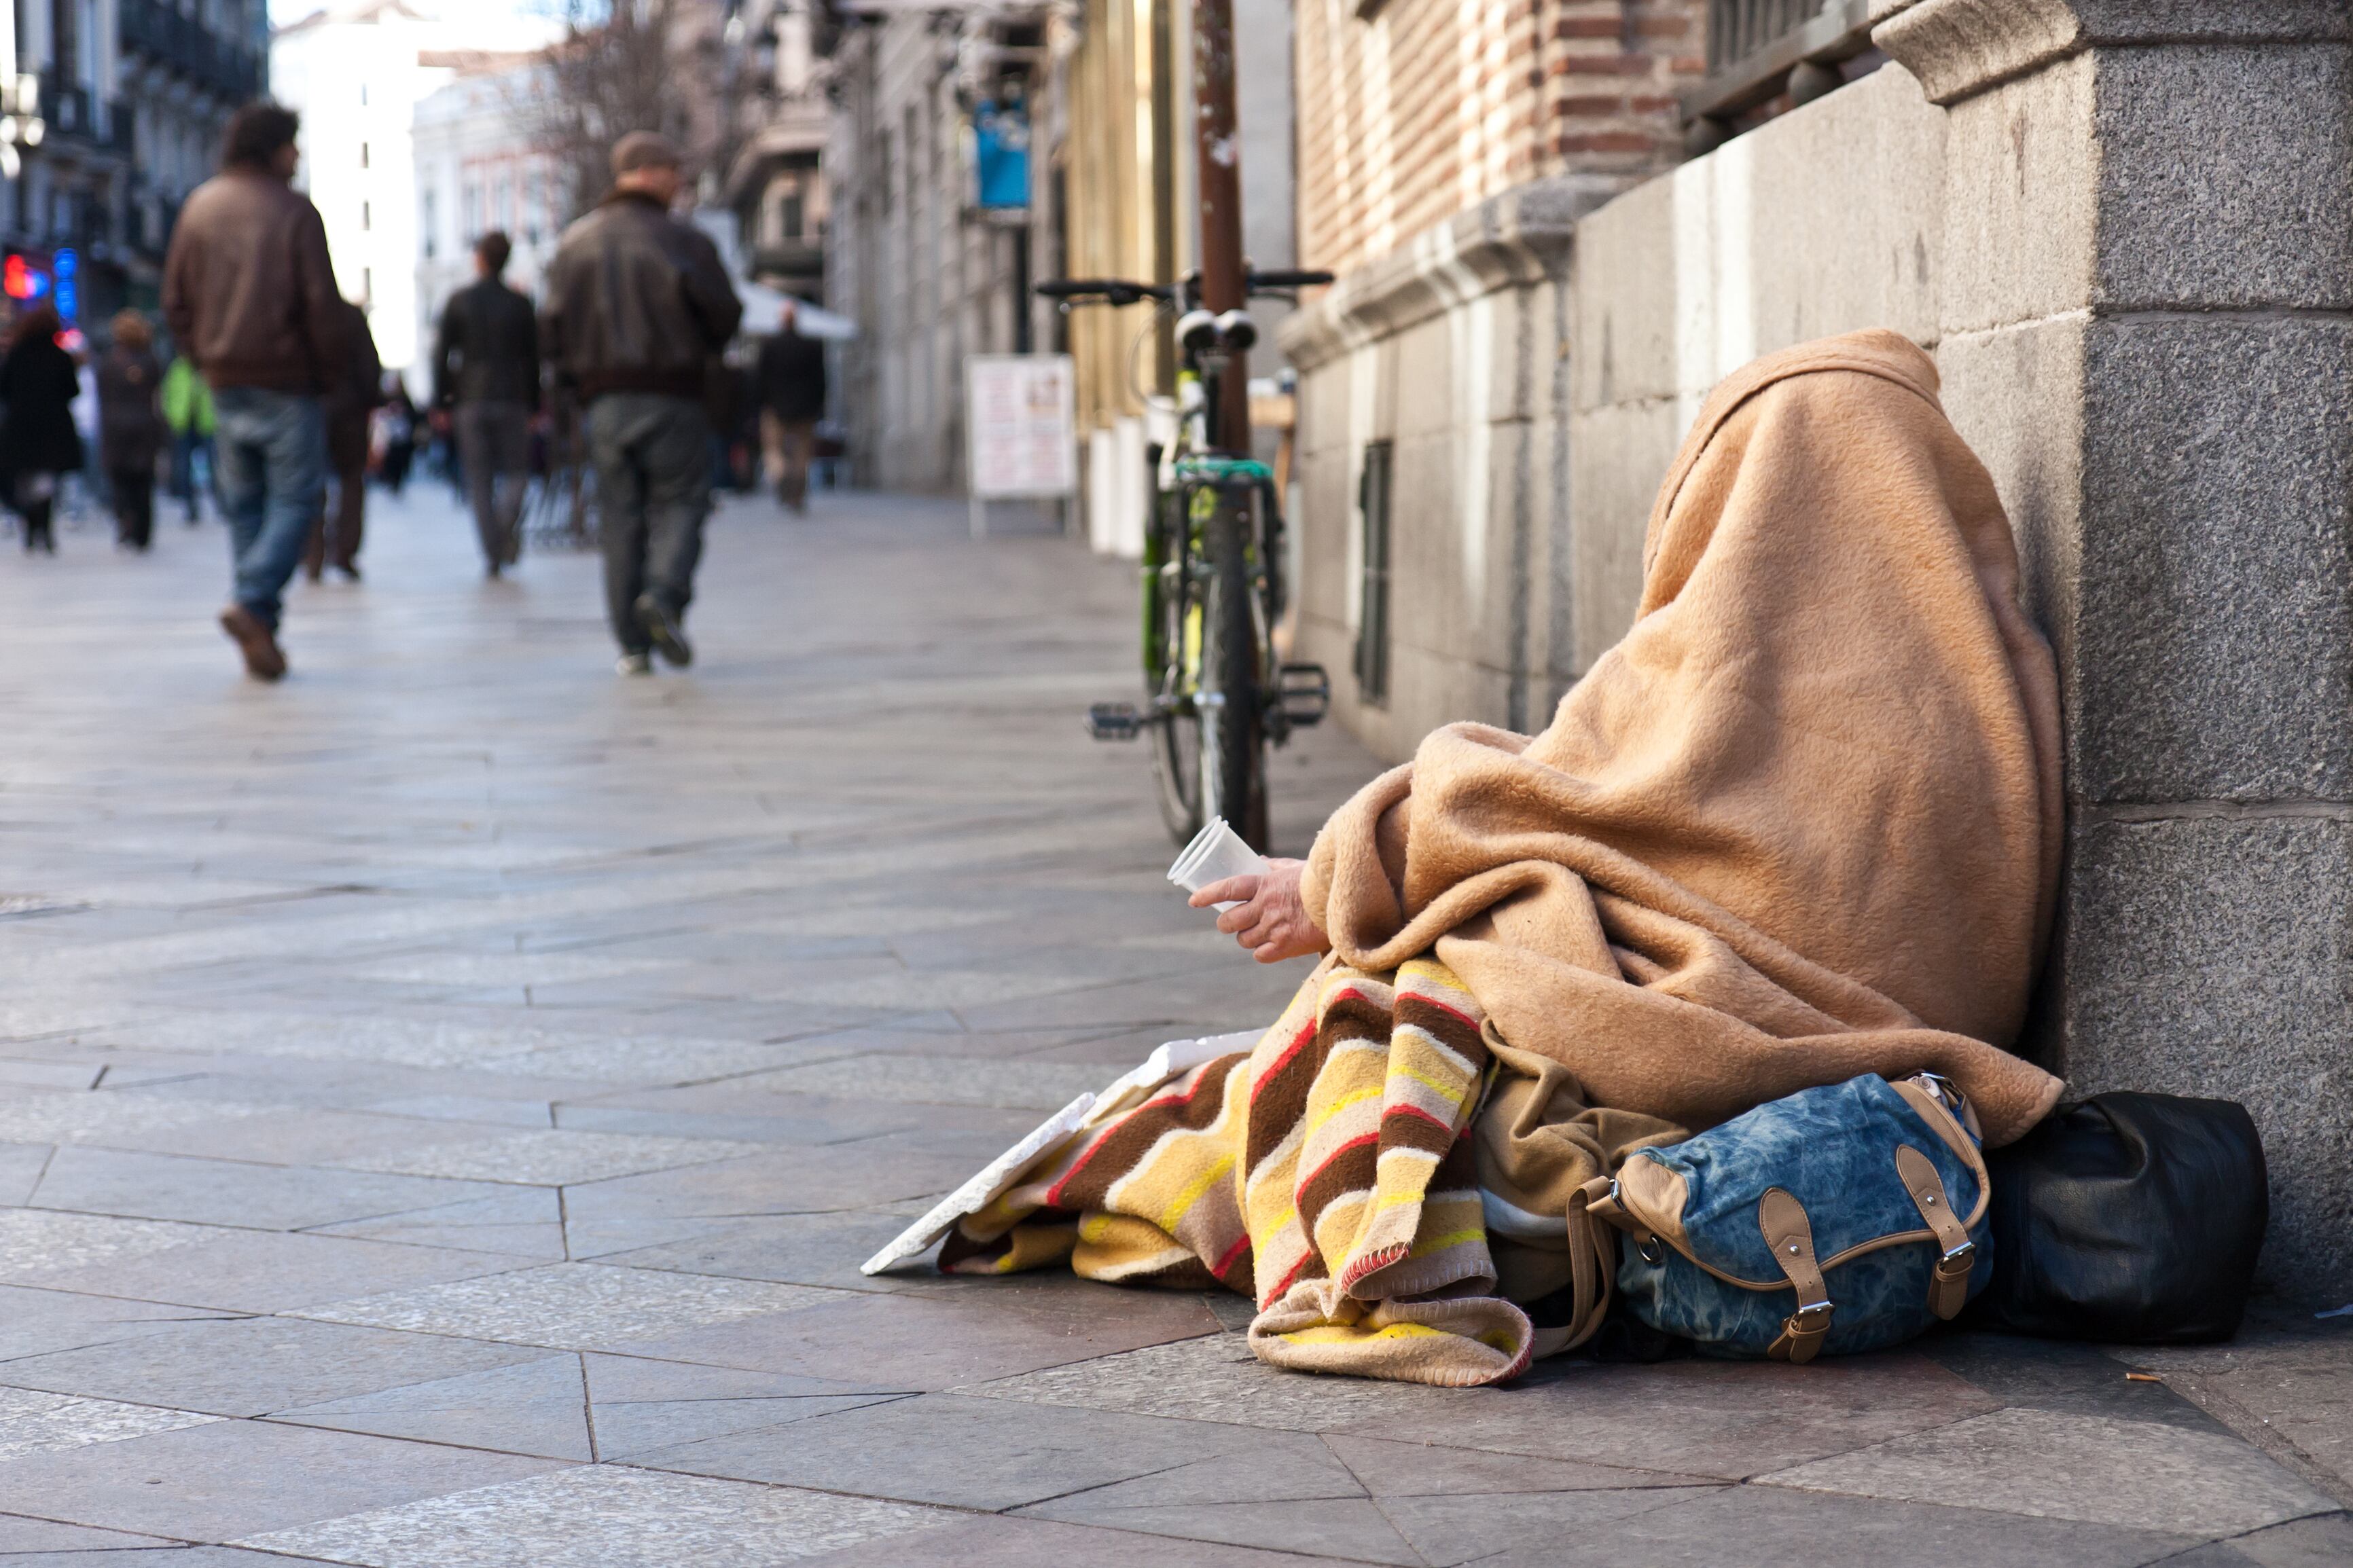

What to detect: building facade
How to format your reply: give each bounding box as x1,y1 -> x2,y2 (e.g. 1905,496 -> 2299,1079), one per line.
821,0 -> 1295,540
270,0 -> 550,370
411,52 -> 557,389
119,0 -> 268,302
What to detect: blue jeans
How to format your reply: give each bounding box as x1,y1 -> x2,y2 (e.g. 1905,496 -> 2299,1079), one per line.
213,388 -> 327,630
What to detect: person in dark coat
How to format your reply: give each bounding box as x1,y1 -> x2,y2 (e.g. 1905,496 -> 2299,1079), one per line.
0,306 -> 84,553
98,311 -> 167,551
376,376 -> 418,495
434,229 -> 541,577
755,302 -> 826,512
304,297 -> 381,581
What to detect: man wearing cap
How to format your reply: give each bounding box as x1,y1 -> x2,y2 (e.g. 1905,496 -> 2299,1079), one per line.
540,131 -> 743,674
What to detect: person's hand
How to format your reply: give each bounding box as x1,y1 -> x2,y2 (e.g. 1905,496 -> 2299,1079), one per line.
1191,856 -> 1330,964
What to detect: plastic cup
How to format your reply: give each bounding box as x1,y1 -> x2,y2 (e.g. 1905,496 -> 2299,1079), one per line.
1168,816 -> 1268,911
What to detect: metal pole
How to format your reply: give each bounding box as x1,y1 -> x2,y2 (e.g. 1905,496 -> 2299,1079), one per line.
1191,0 -> 1250,457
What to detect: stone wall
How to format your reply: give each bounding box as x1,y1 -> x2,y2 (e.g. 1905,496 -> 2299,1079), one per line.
1282,0 -> 2353,1296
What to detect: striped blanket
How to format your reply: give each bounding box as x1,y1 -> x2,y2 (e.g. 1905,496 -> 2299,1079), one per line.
940,958 -> 1542,1387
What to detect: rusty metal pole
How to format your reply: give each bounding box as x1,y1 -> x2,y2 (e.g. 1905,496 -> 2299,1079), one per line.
1191,0 -> 1251,456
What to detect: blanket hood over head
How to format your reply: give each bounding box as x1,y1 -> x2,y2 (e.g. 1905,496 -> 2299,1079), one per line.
1302,328 -> 2066,1144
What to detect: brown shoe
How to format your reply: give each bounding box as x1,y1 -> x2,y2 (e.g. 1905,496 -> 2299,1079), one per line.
218,605 -> 287,682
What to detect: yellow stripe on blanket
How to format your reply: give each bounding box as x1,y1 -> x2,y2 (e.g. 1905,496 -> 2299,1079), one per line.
938,958 -> 1535,1387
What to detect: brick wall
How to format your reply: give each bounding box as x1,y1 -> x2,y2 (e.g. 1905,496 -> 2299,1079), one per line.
1295,0 -> 1704,279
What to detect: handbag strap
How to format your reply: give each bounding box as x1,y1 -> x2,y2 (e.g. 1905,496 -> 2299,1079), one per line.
1895,1144 -> 1978,1320
1759,1188 -> 1833,1364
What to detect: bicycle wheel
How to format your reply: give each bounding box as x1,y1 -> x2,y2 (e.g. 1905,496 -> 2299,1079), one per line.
1196,497 -> 1268,849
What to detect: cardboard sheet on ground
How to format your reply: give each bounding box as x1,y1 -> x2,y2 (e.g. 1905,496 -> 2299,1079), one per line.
860,1029 -> 1261,1275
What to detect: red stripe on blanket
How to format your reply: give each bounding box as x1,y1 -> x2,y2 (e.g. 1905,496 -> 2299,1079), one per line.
1291,1128 -> 1378,1207
1211,1232 -> 1252,1283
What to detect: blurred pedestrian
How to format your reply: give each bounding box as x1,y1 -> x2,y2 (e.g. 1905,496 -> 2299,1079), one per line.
755,302 -> 825,513
376,376 -> 418,495
433,229 -> 539,577
98,311 -> 166,551
304,297 -> 380,582
541,132 -> 742,675
162,101 -> 347,682
0,306 -> 83,555
162,352 -> 215,525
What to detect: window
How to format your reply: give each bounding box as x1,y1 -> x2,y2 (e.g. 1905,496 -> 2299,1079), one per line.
359,141 -> 369,169
494,173 -> 512,232
1354,440 -> 1394,706
523,169 -> 543,243
778,190 -> 802,241
360,200 -> 370,231
361,266 -> 372,303
462,179 -> 480,240
421,188 -> 435,258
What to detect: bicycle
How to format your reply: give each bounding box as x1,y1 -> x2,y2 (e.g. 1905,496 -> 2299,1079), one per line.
1039,268 -> 1336,851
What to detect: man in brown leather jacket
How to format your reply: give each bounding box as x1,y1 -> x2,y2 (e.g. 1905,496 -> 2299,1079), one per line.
162,102 -> 347,682
540,132 -> 742,674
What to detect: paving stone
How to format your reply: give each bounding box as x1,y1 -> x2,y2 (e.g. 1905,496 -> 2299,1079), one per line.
624,1279 -> 1221,1389
25,1228 -> 533,1315
1472,1484 -> 2203,1567
27,1146 -> 513,1232
0,1387 -> 221,1461
331,1130 -> 766,1186
1321,1432 -> 1719,1494
2163,1512 -> 2353,1568
306,1186 -> 569,1260
271,1355 -> 596,1461
0,1207 -> 213,1283
632,1389 -> 1314,1512
971,1331 -> 1484,1432
0,1091 -> 279,1146
0,1316 -> 543,1417
230,1465 -> 944,1566
0,1143 -> 50,1206
1918,1330 -> 2233,1434
798,1513 -> 1369,1567
0,1285 -> 235,1362
296,1262 -> 836,1351
590,1208 -> 939,1290
1760,1406 -> 2340,1537
360,1095 -> 556,1129
0,1416 -> 560,1542
581,1355 -> 899,1458
1024,1496 -> 1424,1565
1346,1352 -> 2006,1480
736,1054 -> 1130,1112
2119,1324 -> 2353,1500
0,1550 -> 307,1567
0,1515 -> 179,1551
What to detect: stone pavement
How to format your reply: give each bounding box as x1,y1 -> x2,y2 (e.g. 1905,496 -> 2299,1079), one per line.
0,484 -> 2345,1567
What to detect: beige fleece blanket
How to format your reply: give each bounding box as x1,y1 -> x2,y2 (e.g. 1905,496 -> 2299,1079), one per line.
1303,329 -> 2066,1146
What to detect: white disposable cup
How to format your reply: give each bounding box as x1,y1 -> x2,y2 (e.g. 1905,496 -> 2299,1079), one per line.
1168,816 -> 1268,911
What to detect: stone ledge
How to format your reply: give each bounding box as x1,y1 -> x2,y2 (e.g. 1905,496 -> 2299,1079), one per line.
1878,0 -> 2351,106
1276,175 -> 1619,373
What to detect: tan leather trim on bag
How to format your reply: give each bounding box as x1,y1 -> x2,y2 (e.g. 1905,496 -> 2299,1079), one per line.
1890,1078 -> 1991,1219
1611,1154 -> 1692,1257
1759,1188 -> 1833,1364
1894,1144 -> 1977,1320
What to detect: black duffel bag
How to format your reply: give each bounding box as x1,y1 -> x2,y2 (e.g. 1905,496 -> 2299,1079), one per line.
1971,1091 -> 2267,1344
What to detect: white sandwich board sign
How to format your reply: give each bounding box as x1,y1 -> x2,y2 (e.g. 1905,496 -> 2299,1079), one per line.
965,352 -> 1077,537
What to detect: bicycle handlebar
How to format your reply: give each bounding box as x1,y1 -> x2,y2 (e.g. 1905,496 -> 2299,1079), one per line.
1033,278 -> 1175,307
1036,268 -> 1335,308
1244,268 -> 1335,291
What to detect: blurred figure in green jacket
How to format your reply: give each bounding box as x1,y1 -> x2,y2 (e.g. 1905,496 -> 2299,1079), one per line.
162,353 -> 215,526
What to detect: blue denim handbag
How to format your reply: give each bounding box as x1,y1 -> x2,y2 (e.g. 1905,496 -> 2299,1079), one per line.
1590,1073 -> 1991,1362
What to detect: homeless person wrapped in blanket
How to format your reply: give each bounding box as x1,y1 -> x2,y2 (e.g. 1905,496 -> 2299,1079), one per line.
927,329 -> 2068,1387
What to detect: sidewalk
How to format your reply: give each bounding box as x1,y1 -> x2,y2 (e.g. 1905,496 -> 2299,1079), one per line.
0,484 -> 2343,1566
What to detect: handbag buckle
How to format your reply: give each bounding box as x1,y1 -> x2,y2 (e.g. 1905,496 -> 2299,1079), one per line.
1790,1299 -> 1834,1332
1937,1239 -> 1977,1273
